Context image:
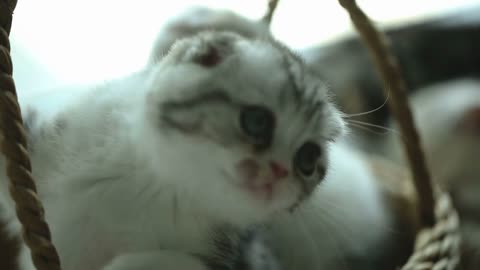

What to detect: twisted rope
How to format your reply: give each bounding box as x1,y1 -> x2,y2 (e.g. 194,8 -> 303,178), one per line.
0,1 -> 62,270
0,0 -> 16,34
401,193 -> 461,270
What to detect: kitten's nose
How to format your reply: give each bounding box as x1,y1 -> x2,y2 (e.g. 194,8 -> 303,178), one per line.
269,161 -> 289,179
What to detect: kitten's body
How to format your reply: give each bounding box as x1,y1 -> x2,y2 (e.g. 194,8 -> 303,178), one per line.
1,32 -> 390,270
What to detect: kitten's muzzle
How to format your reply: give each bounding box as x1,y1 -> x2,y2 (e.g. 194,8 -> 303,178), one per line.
269,161 -> 289,179
236,159 -> 289,185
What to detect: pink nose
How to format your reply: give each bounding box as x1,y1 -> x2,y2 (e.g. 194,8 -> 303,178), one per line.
269,161 -> 289,179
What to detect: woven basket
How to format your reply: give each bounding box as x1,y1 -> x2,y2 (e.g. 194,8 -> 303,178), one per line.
0,0 -> 461,269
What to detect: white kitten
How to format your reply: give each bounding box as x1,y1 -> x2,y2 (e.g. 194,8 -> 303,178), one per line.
1,31 -> 390,270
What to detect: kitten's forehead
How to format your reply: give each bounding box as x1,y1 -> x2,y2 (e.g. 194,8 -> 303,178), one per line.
228,38 -> 333,131
160,31 -> 344,142
226,39 -> 321,98
235,38 -> 304,89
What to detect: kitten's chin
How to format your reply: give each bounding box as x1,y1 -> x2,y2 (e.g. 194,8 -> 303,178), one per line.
236,180 -> 295,207
218,180 -> 300,226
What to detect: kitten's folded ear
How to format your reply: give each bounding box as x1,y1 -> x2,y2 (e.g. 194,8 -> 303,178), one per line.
169,31 -> 240,68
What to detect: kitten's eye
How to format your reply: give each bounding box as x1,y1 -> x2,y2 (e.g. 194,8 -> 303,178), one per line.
294,142 -> 321,176
240,106 -> 274,145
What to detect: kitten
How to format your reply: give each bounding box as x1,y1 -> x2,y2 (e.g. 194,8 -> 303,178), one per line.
383,78 -> 480,269
1,31 -> 390,270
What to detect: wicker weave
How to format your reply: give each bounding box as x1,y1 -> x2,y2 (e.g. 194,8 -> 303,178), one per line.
401,193 -> 461,270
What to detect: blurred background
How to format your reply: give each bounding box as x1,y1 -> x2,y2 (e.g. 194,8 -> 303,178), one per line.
3,0 -> 480,269
9,0 -> 480,94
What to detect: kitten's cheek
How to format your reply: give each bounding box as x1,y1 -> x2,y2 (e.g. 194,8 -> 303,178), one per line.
283,181 -> 302,201
236,159 -> 260,181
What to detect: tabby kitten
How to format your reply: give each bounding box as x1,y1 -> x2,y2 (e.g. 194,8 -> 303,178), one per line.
1,31 -> 389,270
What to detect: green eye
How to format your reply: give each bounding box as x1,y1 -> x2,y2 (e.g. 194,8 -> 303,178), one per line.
294,142 -> 321,176
239,105 -> 274,146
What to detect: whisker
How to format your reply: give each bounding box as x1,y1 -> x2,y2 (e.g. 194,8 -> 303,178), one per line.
348,122 -> 391,135
347,120 -> 399,135
314,202 -> 358,238
343,91 -> 390,118
318,195 -> 402,236
293,210 -> 351,270
291,211 -> 321,266
302,210 -> 352,270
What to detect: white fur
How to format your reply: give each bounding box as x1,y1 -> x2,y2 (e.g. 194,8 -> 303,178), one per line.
269,140 -> 390,269
0,34 -> 390,270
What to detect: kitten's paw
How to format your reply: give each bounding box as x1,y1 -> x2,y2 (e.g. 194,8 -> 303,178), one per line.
239,232 -> 282,270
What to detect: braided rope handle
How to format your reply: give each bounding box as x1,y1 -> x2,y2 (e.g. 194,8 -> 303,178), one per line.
0,1 -> 62,270
336,0 -> 461,269
402,193 -> 461,270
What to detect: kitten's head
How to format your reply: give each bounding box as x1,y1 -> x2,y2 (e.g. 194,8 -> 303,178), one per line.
143,31 -> 345,226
